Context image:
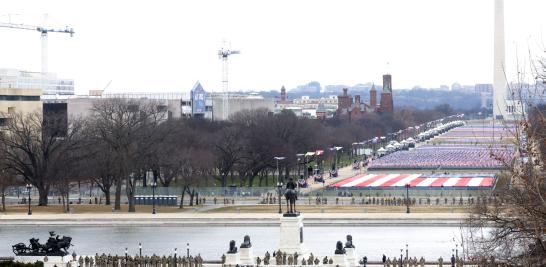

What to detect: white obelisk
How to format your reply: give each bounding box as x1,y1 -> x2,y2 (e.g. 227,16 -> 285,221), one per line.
493,0 -> 509,120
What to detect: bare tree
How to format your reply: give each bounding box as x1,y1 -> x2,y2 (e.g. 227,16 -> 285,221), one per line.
213,126 -> 244,187
0,172 -> 17,212
89,98 -> 166,212
0,143 -> 20,212
0,112 -> 83,206
467,55 -> 546,265
85,143 -> 116,205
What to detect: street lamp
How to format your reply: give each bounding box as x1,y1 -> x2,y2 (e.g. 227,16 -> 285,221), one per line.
125,248 -> 128,266
274,157 -> 286,183
139,242 -> 142,257
405,184 -> 410,214
406,244 -> 408,260
186,243 -> 190,257
147,169 -> 157,214
277,181 -> 283,214
329,147 -> 336,171
399,248 -> 403,267
296,154 -> 305,179
174,248 -> 177,266
455,243 -> 458,260
274,157 -> 286,214
151,181 -> 157,214
26,183 -> 32,215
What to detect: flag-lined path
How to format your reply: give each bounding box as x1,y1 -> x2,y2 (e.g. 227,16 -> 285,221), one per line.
330,173 -> 495,188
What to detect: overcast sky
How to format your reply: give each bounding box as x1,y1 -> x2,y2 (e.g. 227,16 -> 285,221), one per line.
1,0 -> 545,94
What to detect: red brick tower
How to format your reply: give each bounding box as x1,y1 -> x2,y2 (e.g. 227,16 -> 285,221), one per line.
337,88 -> 352,111
379,74 -> 394,113
369,84 -> 377,111
280,86 -> 287,102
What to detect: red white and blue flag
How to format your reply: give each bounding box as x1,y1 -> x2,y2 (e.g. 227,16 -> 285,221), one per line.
330,173 -> 495,188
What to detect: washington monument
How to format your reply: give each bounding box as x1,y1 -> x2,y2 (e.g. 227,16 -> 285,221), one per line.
493,0 -> 517,120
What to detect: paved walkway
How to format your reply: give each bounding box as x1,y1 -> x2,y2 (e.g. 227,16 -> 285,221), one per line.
0,212 -> 468,226
0,212 -> 466,220
304,164 -> 364,193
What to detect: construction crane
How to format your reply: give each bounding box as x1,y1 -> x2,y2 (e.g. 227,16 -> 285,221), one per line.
0,21 -> 74,74
218,43 -> 240,120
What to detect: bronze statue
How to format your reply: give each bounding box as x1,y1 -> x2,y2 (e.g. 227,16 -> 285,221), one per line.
284,178 -> 298,214
12,231 -> 72,256
240,235 -> 252,248
344,235 -> 355,248
334,241 -> 346,254
227,240 -> 238,254
322,256 -> 329,264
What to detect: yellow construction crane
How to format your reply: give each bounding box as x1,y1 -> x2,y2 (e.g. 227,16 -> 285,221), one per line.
0,21 -> 74,74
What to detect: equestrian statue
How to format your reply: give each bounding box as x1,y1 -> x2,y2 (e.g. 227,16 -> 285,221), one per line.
12,231 -> 72,256
284,178 -> 299,215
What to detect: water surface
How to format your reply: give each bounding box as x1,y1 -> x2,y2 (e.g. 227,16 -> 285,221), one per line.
0,226 -> 463,261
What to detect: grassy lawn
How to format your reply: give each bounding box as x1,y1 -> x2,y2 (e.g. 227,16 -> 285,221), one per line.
193,154 -> 360,188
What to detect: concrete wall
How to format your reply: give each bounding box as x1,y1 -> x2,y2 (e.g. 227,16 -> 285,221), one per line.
0,88 -> 43,118
67,98 -> 95,120
212,96 -> 275,121
67,98 -> 182,121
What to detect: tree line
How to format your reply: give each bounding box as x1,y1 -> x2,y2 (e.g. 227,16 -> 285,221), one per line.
0,98 -> 455,212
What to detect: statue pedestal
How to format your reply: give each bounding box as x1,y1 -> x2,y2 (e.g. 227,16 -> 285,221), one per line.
279,213 -> 307,256
239,247 -> 254,265
345,248 -> 358,267
332,254 -> 348,267
15,256 -> 71,267
225,252 -> 240,266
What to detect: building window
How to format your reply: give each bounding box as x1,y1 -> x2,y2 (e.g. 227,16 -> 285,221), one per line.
157,105 -> 167,112
7,107 -> 16,114
0,95 -> 40,101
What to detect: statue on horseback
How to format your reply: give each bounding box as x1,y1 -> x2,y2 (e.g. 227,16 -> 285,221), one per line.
12,231 -> 72,256
284,178 -> 298,215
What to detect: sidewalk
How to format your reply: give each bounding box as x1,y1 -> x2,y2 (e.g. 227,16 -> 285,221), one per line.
304,164 -> 364,193
0,212 -> 468,226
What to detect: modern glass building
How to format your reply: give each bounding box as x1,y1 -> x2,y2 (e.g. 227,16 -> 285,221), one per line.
0,68 -> 74,95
